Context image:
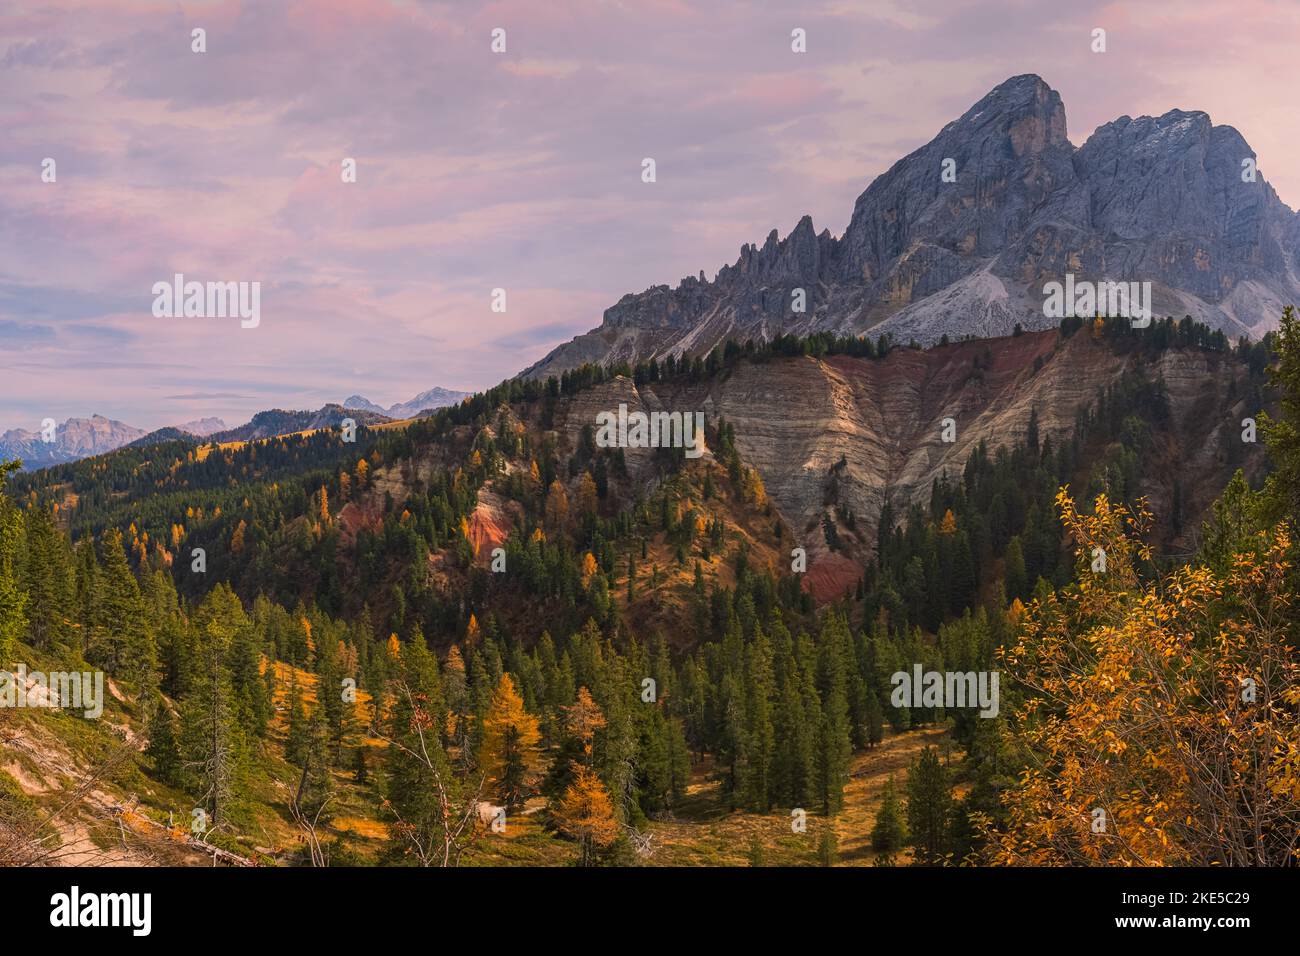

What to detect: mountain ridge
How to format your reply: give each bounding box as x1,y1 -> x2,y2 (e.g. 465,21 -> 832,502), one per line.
524,74 -> 1299,380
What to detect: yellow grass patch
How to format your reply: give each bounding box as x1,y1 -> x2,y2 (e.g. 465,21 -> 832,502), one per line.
333,816 -> 389,840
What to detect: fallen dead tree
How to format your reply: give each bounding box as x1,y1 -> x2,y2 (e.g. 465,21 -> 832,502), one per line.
108,802 -> 256,867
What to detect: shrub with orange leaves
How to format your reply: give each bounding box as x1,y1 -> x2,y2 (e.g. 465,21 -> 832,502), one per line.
990,490 -> 1300,866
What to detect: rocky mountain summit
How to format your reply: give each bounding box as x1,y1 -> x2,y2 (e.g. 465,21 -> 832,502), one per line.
525,74 -> 1299,378
341,386 -> 470,419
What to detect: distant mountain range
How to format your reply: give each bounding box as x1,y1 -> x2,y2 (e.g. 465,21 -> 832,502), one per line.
524,73 -> 1300,379
1,385 -> 468,471
340,386 -> 470,419
121,406 -> 393,452
1,415 -> 235,470
0,415 -> 148,470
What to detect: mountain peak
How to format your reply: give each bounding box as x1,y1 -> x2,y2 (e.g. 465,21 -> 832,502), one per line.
340,387 -> 472,420
342,394 -> 388,416
523,75 -> 1296,380
984,72 -> 1052,96
949,73 -> 1068,152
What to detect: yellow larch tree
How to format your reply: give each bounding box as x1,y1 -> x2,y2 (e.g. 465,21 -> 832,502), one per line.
545,480 -> 569,531
478,674 -> 542,810
554,766 -> 619,866
564,687 -> 607,760
578,472 -> 598,515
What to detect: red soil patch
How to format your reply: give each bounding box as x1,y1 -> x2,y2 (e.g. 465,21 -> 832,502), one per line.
467,491 -> 517,564
336,499 -> 384,539
804,551 -> 861,602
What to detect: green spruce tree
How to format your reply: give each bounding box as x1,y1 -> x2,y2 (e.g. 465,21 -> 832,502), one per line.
906,746 -> 952,866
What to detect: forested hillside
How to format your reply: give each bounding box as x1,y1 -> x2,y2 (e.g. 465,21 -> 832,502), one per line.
1,314 -> 1296,867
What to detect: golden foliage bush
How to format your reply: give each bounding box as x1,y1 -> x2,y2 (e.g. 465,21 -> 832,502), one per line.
991,490 -> 1300,865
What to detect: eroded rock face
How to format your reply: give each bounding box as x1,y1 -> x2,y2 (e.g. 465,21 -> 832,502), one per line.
560,330 -> 1258,593
526,75 -> 1298,380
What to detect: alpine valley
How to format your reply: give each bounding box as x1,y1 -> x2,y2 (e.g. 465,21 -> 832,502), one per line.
1,74 -> 1296,872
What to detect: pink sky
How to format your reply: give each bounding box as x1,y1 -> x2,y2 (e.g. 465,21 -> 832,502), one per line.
2,0 -> 1297,430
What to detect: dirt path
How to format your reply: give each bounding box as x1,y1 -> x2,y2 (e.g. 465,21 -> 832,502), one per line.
1,713 -> 212,867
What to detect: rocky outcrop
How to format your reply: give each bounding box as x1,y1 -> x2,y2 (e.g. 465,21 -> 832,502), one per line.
526,75 -> 1298,379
